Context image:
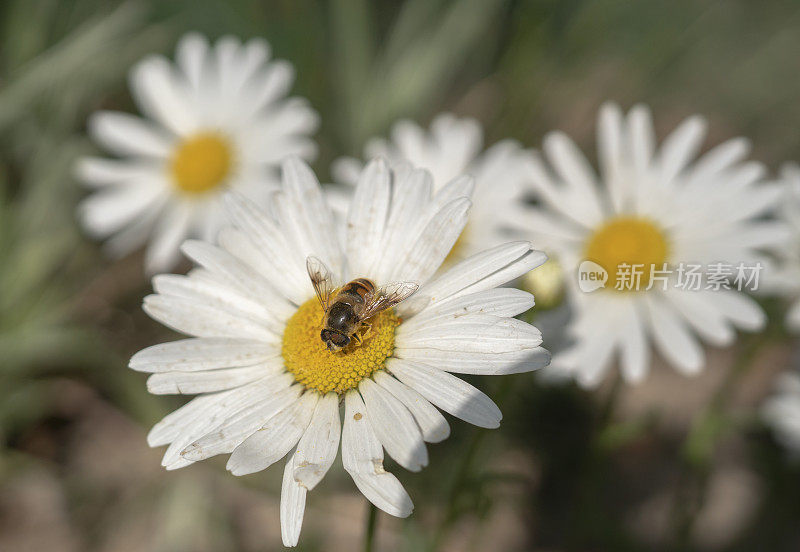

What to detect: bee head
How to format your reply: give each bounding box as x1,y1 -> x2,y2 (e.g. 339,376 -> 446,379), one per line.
320,329 -> 350,352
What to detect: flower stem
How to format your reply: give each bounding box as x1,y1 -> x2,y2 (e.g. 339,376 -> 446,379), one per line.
363,501 -> 378,552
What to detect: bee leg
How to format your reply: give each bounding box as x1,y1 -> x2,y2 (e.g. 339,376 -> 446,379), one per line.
358,322 -> 373,342
352,332 -> 363,346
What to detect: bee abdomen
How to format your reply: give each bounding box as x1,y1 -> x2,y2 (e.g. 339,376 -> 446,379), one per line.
339,278 -> 375,303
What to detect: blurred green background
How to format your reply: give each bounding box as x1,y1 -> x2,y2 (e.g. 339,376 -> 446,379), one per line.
2,0 -> 800,550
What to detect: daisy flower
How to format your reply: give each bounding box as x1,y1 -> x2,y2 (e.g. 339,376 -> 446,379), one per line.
762,370 -> 800,455
763,163 -> 800,331
332,113 -> 534,259
130,157 -> 549,546
76,33 -> 319,273
510,102 -> 786,387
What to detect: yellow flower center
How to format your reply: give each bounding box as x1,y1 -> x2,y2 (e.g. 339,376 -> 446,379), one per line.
584,216 -> 670,291
170,132 -> 233,194
282,299 -> 400,394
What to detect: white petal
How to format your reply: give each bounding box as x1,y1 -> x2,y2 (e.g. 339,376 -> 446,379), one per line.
401,288 -> 535,331
175,32 -> 209,91
181,381 -> 301,460
619,302 -> 650,384
129,55 -> 197,135
88,111 -> 173,157
227,392 -> 318,476
397,347 -> 550,375
399,242 -> 546,316
142,294 -> 275,341
346,158 -> 392,278
144,202 -> 194,274
656,115 -> 706,183
664,289 -> 735,346
341,391 -> 413,517
130,337 -> 277,372
396,317 -> 541,353
280,453 -> 307,548
279,157 -> 343,274
152,273 -> 284,336
146,363 -> 276,395
373,371 -> 449,443
359,378 -> 428,472
217,217 -> 308,306
78,181 -> 165,238
75,157 -> 160,187
290,393 -> 341,490
386,359 -> 501,429
644,294 -> 704,376
180,240 -> 293,324
151,378 -> 284,467
703,290 -> 766,332
388,197 -> 471,284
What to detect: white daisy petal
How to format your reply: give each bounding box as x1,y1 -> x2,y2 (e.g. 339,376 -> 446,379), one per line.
74,157 -> 159,187
227,391 -> 318,476
144,202 -> 194,275
389,197 -> 470,284
142,294 -> 275,341
130,337 -> 277,372
280,452 -> 307,548
373,372 -> 450,443
400,242 -> 546,315
656,115 -> 706,183
397,347 -> 550,375
400,288 -> 535,331
78,180 -> 165,238
619,302 -> 650,384
175,32 -> 209,90
88,111 -> 173,158
397,317 -> 541,353
387,359 -> 502,429
290,393 -> 341,490
645,294 -> 704,376
222,195 -> 310,304
359,378 -> 428,472
182,381 -> 301,461
146,363 -> 276,395
152,273 -> 284,336
130,55 -> 197,135
346,158 -> 392,278
342,391 -> 413,517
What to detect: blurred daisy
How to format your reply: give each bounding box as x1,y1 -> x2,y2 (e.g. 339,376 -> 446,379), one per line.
762,163 -> 800,331
762,370 -> 800,455
131,157 -> 549,546
76,33 -> 319,273
332,113 -> 533,259
512,102 -> 786,387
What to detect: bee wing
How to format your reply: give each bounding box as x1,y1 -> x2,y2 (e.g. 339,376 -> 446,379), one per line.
306,256 -> 336,311
362,281 -> 420,320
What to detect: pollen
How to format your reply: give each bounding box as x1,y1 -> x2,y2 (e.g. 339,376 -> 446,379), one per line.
584,216 -> 670,291
282,299 -> 400,394
170,132 -> 233,194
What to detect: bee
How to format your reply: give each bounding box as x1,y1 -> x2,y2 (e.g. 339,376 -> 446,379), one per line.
306,256 -> 419,352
